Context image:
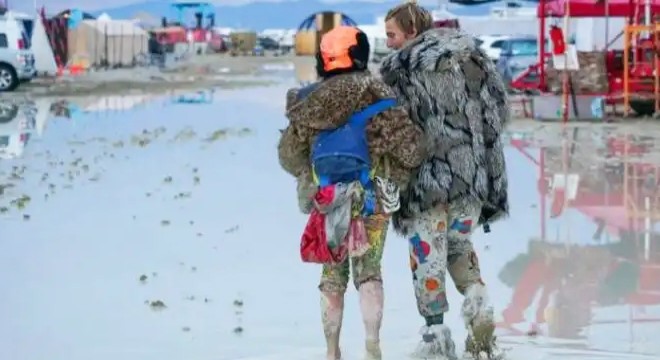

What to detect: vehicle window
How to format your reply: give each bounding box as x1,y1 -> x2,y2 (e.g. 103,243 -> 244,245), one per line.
21,30 -> 30,49
491,40 -> 504,49
511,40 -> 537,56
0,33 -> 7,48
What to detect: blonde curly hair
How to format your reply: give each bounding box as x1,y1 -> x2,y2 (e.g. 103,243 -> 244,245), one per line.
385,0 -> 434,36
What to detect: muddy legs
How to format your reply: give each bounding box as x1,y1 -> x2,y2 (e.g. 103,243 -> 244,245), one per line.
359,280 -> 383,359
321,291 -> 344,360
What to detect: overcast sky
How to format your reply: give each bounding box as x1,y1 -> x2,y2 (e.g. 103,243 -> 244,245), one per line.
9,0 -> 274,12
8,0 -> 441,13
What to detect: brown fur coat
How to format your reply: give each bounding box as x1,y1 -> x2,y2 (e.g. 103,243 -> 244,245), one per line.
278,71 -> 425,190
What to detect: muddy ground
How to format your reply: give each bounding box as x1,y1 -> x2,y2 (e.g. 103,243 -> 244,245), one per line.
2,53 -> 658,122
4,54 -> 307,99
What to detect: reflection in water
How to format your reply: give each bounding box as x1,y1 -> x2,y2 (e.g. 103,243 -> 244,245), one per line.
0,92 -> 209,160
0,100 -> 41,160
171,89 -> 215,105
500,127 -> 660,355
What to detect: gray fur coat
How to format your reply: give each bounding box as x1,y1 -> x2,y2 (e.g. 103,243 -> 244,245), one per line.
379,28 -> 510,234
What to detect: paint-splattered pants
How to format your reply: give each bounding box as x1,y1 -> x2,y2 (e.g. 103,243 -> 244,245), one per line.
319,214 -> 390,292
408,203 -> 484,321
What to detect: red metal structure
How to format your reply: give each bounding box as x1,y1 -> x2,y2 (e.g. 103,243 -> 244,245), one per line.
154,1 -> 218,47
511,0 -> 660,115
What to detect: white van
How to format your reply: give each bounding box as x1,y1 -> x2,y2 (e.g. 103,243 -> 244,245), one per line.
0,10 -> 36,91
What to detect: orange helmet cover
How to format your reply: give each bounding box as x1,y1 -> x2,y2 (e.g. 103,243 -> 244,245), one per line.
319,26 -> 359,72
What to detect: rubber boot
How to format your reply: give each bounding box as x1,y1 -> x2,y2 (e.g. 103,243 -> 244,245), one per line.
359,281 -> 383,360
321,291 -> 344,360
462,284 -> 496,359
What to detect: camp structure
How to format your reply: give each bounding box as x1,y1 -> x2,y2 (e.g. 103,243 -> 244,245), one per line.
229,31 -> 257,56
295,11 -> 357,56
53,9 -> 96,20
67,13 -> 149,69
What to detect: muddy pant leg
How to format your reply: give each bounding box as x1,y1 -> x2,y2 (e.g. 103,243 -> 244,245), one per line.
408,207 -> 449,325
352,214 -> 389,359
446,202 -> 496,356
446,203 -> 488,319
319,261 -> 349,360
446,204 -> 485,295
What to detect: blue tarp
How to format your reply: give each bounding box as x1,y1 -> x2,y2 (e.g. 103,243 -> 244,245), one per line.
67,9 -> 83,29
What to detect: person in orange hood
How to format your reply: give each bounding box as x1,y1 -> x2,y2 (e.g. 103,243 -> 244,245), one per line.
278,26 -> 425,360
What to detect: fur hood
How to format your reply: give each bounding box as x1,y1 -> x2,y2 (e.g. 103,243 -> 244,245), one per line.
379,28 -> 510,234
278,71 -> 425,188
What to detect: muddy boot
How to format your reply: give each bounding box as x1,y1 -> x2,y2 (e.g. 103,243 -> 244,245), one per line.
462,284 -> 496,359
412,315 -> 458,360
359,281 -> 383,360
321,291 -> 345,360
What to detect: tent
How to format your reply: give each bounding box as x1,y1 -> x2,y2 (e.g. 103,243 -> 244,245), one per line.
295,11 -> 357,56
32,16 -> 58,75
68,13 -> 149,68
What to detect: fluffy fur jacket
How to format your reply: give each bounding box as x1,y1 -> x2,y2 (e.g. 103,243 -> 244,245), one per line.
379,28 -> 510,234
278,71 -> 426,198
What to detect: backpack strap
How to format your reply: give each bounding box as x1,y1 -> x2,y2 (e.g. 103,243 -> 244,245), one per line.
352,98 -> 397,189
313,98 -> 397,188
348,98 -> 398,128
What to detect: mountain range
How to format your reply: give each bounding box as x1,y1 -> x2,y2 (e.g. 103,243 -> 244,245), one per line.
92,0 -> 512,30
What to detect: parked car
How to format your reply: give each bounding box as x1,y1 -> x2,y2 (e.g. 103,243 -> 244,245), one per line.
0,12 -> 36,92
495,36 -> 539,89
257,36 -> 279,51
475,35 -> 510,62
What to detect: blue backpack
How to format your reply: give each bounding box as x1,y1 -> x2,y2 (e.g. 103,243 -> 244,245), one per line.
311,98 -> 397,188
295,83 -> 397,187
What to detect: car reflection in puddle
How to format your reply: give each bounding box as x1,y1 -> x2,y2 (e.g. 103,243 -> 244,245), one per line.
0,100 -> 38,160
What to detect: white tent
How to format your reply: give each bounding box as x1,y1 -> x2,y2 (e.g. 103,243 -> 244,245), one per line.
68,16 -> 149,68
31,16 -> 58,75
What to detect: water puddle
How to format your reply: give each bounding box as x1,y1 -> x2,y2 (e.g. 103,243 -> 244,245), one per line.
1,84 -> 659,360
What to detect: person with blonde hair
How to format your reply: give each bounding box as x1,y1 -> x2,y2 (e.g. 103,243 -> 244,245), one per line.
379,1 -> 510,359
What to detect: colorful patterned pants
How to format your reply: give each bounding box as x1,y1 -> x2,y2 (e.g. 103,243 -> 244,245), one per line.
319,214 -> 390,292
408,203 -> 484,321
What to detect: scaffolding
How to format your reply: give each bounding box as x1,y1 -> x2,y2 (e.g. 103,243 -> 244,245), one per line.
623,22 -> 660,116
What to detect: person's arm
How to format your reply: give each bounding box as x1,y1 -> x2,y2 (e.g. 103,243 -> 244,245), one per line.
378,105 -> 425,170
366,80 -> 426,172
277,87 -> 312,178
